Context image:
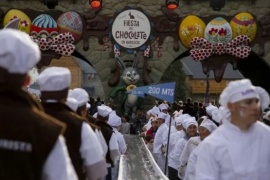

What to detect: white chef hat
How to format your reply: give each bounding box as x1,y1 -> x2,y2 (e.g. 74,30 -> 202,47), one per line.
158,112 -> 167,120
183,117 -> 198,129
200,119 -> 218,133
37,67 -> 71,91
150,106 -> 160,117
175,117 -> 183,126
219,79 -> 259,108
255,86 -> 270,111
68,88 -> 89,107
110,110 -> 116,115
179,113 -> 191,122
65,97 -> 79,112
206,104 -> 218,116
174,110 -> 183,119
159,103 -> 169,111
211,108 -> 221,124
0,29 -> 40,74
108,113 -> 122,127
97,105 -> 112,117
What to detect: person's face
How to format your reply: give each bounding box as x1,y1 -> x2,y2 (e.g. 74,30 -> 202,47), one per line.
198,126 -> 211,141
228,98 -> 261,126
162,109 -> 168,114
151,121 -> 158,128
122,117 -> 127,123
81,108 -> 87,118
187,124 -> 197,137
136,110 -> 143,116
176,125 -> 182,131
157,118 -> 164,126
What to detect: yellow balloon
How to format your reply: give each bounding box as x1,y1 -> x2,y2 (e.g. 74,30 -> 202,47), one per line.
230,12 -> 257,42
179,15 -> 206,48
3,9 -> 31,34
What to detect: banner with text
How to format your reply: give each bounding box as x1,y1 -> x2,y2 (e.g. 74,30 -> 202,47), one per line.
127,82 -> 175,103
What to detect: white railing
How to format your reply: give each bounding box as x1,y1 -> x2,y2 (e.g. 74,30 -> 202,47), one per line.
140,138 -> 169,180
117,154 -> 127,180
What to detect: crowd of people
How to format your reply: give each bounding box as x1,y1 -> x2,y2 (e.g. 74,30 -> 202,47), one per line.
0,29 -> 127,180
1,28 -> 270,180
139,82 -> 270,180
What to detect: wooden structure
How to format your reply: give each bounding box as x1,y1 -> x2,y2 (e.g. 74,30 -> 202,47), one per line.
182,56 -> 243,98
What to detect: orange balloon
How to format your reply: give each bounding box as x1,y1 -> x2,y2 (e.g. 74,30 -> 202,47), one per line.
91,1 -> 101,9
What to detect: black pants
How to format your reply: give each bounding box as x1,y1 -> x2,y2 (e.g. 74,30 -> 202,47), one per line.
168,166 -> 181,180
106,167 -> 112,180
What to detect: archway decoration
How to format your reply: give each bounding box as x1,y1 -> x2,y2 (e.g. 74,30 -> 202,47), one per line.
0,7 -> 270,84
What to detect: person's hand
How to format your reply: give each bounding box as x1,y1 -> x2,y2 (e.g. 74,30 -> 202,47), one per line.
161,145 -> 166,154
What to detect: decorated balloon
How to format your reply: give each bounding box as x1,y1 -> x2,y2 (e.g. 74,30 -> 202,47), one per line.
205,17 -> 232,44
179,15 -> 206,48
3,9 -> 31,34
30,14 -> 59,41
230,12 -> 257,42
57,11 -> 83,43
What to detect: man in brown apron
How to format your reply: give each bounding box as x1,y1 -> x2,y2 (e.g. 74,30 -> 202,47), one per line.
0,29 -> 77,180
37,67 -> 107,180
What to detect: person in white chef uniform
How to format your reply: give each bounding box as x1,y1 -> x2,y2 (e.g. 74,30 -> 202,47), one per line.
195,79 -> 270,180
153,112 -> 169,174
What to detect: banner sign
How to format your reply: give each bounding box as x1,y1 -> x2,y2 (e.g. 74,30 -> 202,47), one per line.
111,9 -> 151,49
128,82 -> 175,103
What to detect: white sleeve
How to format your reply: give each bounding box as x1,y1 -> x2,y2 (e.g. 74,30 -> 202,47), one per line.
80,122 -> 108,179
169,139 -> 185,166
162,127 -> 169,146
195,141 -> 219,180
95,129 -> 107,156
118,133 -> 127,154
42,135 -> 78,180
180,139 -> 194,166
185,147 -> 198,180
109,133 -> 120,164
126,123 -> 130,134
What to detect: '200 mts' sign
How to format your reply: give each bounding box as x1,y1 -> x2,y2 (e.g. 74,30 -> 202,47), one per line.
128,82 -> 176,103
112,9 -> 151,49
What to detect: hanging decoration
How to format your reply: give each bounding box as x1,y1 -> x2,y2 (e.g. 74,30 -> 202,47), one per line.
30,14 -> 59,40
190,35 -> 251,61
204,17 -> 232,44
31,32 -> 75,56
230,12 -> 257,42
179,15 -> 206,48
57,11 -> 83,43
3,9 -> 31,34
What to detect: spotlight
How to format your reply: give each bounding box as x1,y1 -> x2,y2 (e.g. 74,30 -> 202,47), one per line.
210,0 -> 225,11
44,0 -> 58,9
166,0 -> 179,10
89,0 -> 102,9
